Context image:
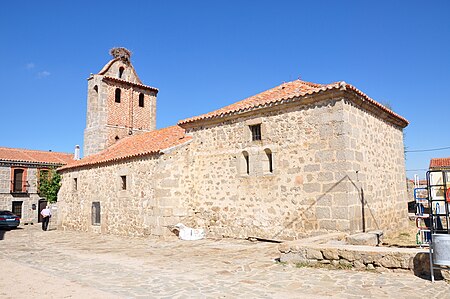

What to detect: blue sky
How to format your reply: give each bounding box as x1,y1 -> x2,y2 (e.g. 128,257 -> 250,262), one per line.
1,0 -> 449,180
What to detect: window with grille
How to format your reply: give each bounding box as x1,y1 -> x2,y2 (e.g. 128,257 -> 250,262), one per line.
12,201 -> 22,218
250,124 -> 261,141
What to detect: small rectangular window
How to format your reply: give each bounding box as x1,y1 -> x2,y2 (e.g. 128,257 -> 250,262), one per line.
115,88 -> 121,103
250,124 -> 261,141
73,178 -> 78,191
121,175 -> 127,190
139,93 -> 145,107
92,202 -> 101,225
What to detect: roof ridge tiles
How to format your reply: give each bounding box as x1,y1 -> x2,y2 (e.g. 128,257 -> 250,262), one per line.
0,147 -> 74,165
0,146 -> 72,155
178,79 -> 408,127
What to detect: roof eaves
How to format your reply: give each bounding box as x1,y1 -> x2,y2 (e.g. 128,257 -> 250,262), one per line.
0,159 -> 67,166
178,83 -> 339,126
178,81 -> 409,129
342,83 -> 409,127
58,150 -> 161,172
102,76 -> 159,92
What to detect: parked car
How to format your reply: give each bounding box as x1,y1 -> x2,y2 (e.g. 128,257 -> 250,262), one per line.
0,210 -> 20,229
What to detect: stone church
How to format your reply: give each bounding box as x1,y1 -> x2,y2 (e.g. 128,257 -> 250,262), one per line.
57,48 -> 409,240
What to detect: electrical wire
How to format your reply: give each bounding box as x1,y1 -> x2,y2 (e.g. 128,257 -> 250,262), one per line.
405,146 -> 450,153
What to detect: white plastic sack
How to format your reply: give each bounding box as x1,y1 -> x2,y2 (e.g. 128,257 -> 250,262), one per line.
174,223 -> 205,240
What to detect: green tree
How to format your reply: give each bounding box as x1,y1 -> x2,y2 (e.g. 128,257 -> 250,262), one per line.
38,168 -> 62,203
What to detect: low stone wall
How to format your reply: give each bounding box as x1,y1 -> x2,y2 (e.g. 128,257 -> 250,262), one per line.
278,234 -> 427,273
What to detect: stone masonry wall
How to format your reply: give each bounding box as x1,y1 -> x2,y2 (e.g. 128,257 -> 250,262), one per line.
67,93 -> 408,240
0,165 -> 10,194
343,100 -> 408,233
185,97 -> 354,240
184,95 -> 408,240
0,165 -> 42,223
84,76 -> 109,156
58,145 -> 191,238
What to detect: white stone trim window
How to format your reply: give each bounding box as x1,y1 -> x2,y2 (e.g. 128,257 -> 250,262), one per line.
239,151 -> 250,176
245,118 -> 265,142
263,148 -> 274,174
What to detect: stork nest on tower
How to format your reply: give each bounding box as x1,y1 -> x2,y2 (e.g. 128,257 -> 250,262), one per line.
110,47 -> 131,63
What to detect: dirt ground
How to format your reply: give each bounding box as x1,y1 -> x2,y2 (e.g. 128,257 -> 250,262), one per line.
382,219 -> 419,247
1,224 -> 449,298
0,259 -> 120,299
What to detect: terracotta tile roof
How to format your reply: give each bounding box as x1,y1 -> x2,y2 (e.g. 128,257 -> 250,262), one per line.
59,126 -> 190,171
103,76 -> 158,92
407,179 -> 428,186
0,147 -> 73,165
178,80 -> 408,128
429,157 -> 450,169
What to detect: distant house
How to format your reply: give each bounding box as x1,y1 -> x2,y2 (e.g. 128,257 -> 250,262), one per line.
0,147 -> 73,224
429,157 -> 450,170
428,156 -> 450,200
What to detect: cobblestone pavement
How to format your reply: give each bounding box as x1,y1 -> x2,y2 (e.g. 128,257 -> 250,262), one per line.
0,225 -> 449,298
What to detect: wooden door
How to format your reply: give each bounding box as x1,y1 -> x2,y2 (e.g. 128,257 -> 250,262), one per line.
38,200 -> 47,223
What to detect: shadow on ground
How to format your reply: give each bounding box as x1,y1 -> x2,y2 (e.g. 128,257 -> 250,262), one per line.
0,227 -> 23,240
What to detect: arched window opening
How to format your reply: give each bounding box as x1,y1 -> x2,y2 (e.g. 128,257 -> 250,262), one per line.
264,148 -> 273,173
139,93 -> 144,107
93,85 -> 98,93
115,88 -> 121,103
118,67 -> 124,79
243,151 -> 250,175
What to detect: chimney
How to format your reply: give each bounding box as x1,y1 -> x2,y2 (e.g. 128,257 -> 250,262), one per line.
74,145 -> 81,160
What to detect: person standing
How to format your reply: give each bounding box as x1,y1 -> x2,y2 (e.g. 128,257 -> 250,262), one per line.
40,206 -> 51,231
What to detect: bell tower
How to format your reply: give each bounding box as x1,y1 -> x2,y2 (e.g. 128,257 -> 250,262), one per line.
83,48 -> 158,157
